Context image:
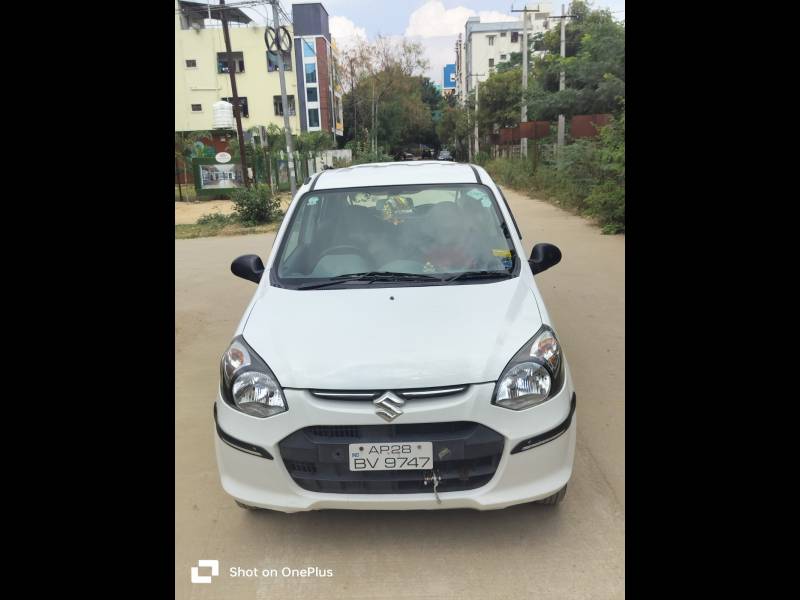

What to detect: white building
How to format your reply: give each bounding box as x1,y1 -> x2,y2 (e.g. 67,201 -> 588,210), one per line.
457,3 -> 553,104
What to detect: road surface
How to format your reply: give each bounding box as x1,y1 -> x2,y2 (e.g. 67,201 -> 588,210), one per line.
175,187 -> 625,599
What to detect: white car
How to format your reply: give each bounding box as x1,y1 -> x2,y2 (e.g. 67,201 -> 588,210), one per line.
215,161 -> 576,512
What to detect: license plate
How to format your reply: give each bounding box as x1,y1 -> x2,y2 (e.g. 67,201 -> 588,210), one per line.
348,442 -> 433,471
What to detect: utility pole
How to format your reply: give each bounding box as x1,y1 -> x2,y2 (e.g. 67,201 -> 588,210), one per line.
512,4 -> 540,159
474,78 -> 479,158
268,0 -> 297,198
468,73 -> 484,163
545,5 -> 574,158
557,4 -> 567,154
220,0 -> 250,188
521,9 -> 528,158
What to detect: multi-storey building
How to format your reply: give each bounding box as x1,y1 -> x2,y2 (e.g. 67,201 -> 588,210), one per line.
291,2 -> 343,136
458,4 -> 553,103
174,0 -> 341,137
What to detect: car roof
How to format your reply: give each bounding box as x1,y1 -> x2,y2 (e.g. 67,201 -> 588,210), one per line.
311,161 -> 480,190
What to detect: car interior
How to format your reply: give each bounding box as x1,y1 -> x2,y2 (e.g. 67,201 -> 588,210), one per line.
277,187 -> 513,279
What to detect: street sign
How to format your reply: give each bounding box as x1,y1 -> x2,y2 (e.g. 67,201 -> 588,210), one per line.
265,26 -> 292,53
443,64 -> 456,89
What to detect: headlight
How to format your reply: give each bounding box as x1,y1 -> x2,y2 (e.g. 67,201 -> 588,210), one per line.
220,336 -> 287,418
493,326 -> 564,411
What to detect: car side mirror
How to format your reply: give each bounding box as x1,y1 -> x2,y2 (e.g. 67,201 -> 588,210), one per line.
528,243 -> 562,275
231,255 -> 264,283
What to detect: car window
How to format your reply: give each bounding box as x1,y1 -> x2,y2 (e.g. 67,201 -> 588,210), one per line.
274,184 -> 517,286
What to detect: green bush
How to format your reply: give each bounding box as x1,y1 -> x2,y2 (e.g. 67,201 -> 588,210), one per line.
196,212 -> 235,226
474,151 -> 491,166
586,182 -> 625,233
351,151 -> 394,165
484,112 -> 624,234
230,185 -> 281,225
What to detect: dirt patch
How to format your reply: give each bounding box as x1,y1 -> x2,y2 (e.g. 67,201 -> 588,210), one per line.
174,200 -> 235,225
175,194 -> 292,225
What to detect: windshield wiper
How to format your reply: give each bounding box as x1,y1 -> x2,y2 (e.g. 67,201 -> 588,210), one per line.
297,271 -> 441,290
443,270 -> 513,283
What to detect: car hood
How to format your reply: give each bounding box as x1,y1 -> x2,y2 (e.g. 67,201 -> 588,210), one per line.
242,278 -> 543,390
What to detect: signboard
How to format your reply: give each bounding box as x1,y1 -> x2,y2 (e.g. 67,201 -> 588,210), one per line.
199,163 -> 243,190
192,157 -> 244,197
443,64 -> 456,89
215,151 -> 232,163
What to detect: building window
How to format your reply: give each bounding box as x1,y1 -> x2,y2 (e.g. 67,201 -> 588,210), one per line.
500,31 -> 506,37
185,59 -> 197,68
489,58 -> 494,68
306,87 -> 318,103
511,32 -> 519,43
267,51 -> 292,72
217,51 -> 244,74
302,38 -> 316,57
305,63 -> 317,84
273,95 -> 296,116
500,54 -> 507,60
308,108 -> 320,128
191,104 -> 202,112
221,96 -> 249,118
487,35 -> 495,46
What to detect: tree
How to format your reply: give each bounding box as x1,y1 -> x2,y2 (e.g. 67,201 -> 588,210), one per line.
477,68 -> 522,133
525,1 -> 624,120
436,105 -> 471,160
341,36 -> 433,155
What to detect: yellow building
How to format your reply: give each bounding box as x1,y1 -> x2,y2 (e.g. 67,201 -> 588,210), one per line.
175,0 -> 301,134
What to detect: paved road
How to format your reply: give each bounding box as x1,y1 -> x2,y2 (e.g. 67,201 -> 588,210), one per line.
175,187 -> 625,599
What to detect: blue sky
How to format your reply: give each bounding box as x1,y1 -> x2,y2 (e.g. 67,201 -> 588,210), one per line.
244,1 -> 625,83
307,0 -> 624,39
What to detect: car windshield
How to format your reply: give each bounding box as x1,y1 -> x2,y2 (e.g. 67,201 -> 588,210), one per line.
274,184 -> 517,288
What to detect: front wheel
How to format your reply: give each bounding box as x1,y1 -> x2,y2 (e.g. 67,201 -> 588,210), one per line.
536,484 -> 567,505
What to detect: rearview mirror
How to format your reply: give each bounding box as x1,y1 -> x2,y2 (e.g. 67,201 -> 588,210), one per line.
528,243 -> 562,275
231,255 -> 264,283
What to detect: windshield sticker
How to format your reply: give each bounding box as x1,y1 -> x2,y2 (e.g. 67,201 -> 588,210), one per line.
382,196 -> 414,225
493,249 -> 513,269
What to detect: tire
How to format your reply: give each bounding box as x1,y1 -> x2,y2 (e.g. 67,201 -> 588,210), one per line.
235,500 -> 260,511
537,484 -> 567,506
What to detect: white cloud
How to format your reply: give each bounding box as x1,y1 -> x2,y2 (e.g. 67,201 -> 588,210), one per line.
404,1 -> 519,83
329,2 -> 520,84
330,15 -> 368,53
405,1 -> 474,38
405,1 -> 517,38
477,10 -> 518,24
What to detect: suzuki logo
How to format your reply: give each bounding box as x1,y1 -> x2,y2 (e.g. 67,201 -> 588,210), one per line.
374,394 -> 405,422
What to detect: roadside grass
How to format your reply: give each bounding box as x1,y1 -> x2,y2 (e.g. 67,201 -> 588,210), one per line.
485,156 -> 625,234
175,220 -> 281,239
175,211 -> 283,240
175,190 -> 291,239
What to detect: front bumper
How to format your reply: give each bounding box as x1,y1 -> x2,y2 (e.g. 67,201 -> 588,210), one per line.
214,375 -> 576,512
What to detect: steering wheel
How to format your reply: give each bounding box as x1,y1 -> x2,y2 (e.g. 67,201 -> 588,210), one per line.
317,245 -> 371,263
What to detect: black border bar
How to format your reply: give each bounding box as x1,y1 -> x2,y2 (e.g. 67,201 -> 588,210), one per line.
213,403 -> 274,460
510,393 -> 577,454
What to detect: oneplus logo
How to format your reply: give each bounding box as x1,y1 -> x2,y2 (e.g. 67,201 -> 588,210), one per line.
191,560 -> 219,584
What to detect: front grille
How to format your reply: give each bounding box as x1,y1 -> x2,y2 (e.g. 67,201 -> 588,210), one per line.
309,385 -> 469,401
279,422 -> 504,494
